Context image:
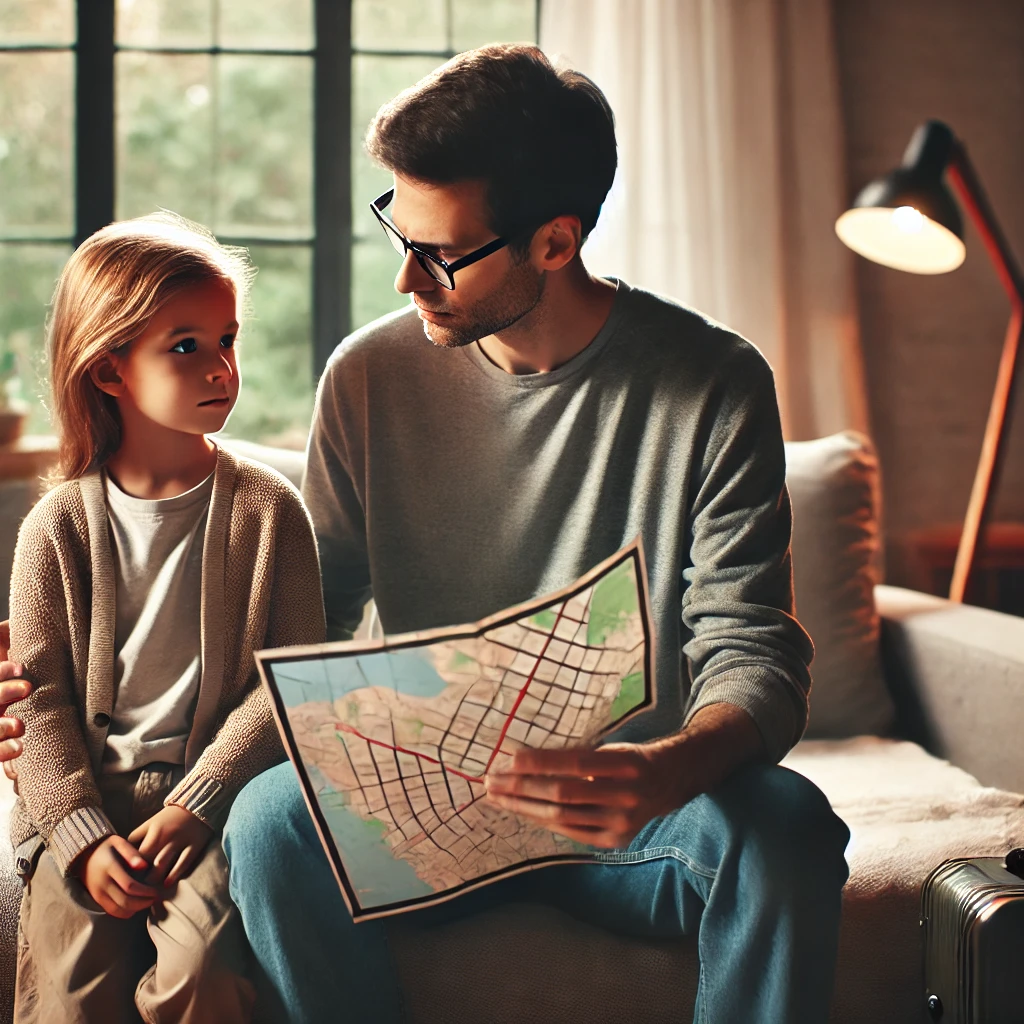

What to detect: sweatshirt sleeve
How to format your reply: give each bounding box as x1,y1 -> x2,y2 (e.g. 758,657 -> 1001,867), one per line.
302,354 -> 374,642
680,342 -> 813,763
165,489 -> 327,828
8,517 -> 114,874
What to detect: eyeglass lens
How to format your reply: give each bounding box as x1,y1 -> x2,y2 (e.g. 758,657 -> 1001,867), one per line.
379,217 -> 452,286
379,217 -> 406,257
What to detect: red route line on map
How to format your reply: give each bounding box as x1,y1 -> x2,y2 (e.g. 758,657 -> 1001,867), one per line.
482,601 -> 568,774
333,723 -> 483,783
334,599 -> 570,787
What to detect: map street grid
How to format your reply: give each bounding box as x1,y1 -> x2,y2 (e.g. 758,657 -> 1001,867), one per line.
257,540 -> 654,921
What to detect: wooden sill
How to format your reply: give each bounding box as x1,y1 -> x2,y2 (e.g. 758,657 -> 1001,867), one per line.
0,435 -> 58,483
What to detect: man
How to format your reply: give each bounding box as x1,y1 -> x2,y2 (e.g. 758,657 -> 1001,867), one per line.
223,43 -> 849,1023
2,42 -> 849,1023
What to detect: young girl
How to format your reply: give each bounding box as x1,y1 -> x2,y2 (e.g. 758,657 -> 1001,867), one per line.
7,213 -> 326,1023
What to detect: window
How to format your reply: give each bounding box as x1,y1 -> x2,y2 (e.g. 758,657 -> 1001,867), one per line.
0,0 -> 538,447
0,0 -> 75,436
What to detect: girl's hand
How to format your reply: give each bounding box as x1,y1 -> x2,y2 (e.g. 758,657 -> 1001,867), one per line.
76,835 -> 158,919
128,805 -> 213,888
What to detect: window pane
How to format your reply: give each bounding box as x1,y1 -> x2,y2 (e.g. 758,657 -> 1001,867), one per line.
351,55 -> 447,334
353,0 -> 447,52
224,244 -> 313,447
451,0 -> 536,51
352,238 -> 408,333
0,52 -> 73,238
116,0 -> 213,49
0,0 -> 74,46
216,55 -> 312,239
0,242 -> 69,435
116,52 -> 214,224
118,53 -> 312,239
352,55 -> 441,240
218,0 -> 313,51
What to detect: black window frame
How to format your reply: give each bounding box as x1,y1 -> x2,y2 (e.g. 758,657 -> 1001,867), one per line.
2,0 -> 541,385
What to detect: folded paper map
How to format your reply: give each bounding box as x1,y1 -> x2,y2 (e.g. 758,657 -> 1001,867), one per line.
256,539 -> 654,921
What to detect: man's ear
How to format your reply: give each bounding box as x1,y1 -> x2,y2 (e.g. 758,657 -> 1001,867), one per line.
88,354 -> 126,398
532,215 -> 583,272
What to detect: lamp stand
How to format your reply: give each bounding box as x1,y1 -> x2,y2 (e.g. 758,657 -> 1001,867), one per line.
946,141 -> 1024,603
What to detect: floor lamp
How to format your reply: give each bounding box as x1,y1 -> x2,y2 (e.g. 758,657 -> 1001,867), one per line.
835,119 -> 1024,603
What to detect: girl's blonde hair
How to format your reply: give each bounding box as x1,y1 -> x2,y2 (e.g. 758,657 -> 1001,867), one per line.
48,212 -> 255,483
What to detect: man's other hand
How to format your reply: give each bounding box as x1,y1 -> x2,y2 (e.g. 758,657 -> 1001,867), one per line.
0,619 -> 29,768
484,742 -> 688,849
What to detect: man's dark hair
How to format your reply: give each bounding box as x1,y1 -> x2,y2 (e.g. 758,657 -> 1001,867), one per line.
365,44 -> 617,256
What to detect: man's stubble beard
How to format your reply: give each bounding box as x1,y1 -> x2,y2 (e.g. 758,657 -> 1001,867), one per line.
421,257 -> 546,349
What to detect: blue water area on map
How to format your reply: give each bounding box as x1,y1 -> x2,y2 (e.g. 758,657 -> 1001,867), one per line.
274,648 -> 449,707
307,767 -> 434,908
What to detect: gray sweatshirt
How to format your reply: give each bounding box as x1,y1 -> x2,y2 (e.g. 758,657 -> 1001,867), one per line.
303,279 -> 813,763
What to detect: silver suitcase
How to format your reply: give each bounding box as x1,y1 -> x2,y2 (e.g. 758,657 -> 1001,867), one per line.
921,849 -> 1024,1023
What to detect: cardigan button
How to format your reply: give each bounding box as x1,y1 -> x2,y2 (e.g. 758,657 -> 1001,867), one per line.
93,713 -> 110,728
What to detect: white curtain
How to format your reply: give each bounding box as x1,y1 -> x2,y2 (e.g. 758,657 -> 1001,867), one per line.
540,0 -> 870,440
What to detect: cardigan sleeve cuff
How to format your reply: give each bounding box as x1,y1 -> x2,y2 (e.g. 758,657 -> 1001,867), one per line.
49,805 -> 116,876
682,664 -> 807,764
165,774 -> 229,831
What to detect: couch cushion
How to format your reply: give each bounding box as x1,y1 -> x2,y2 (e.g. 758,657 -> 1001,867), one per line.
785,431 -> 894,737
391,902 -> 698,1024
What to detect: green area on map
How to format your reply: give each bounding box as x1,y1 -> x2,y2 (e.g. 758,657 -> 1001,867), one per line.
587,559 -> 641,644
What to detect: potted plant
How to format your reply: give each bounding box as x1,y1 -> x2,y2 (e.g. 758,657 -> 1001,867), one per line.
0,348 -> 29,446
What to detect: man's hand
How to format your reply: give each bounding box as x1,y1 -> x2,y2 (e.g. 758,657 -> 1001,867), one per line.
76,835 -> 159,918
485,742 -> 688,848
485,703 -> 767,849
128,805 -> 213,889
0,620 -> 29,770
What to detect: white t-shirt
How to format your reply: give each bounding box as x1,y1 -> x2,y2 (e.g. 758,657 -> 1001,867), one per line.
101,471 -> 214,774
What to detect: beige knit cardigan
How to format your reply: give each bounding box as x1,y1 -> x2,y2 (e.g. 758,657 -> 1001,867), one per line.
8,446 -> 326,874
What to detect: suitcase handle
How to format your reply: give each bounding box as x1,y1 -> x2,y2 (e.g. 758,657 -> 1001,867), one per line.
1006,848 -> 1024,880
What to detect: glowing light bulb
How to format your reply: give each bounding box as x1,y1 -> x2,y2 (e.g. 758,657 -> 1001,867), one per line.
892,206 -> 925,233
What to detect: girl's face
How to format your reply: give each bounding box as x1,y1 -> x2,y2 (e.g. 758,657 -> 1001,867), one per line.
101,277 -> 241,436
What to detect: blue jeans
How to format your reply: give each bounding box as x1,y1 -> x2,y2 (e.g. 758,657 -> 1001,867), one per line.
224,760 -> 850,1023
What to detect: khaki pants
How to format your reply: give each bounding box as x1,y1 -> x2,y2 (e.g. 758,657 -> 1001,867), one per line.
14,764 -> 255,1024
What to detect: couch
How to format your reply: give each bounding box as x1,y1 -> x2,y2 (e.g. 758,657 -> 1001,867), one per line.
0,430 -> 1021,1023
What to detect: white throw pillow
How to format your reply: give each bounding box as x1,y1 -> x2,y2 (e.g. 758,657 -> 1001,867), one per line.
785,431 -> 895,738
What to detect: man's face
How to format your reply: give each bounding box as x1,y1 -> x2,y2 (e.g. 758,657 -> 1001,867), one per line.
390,174 -> 545,348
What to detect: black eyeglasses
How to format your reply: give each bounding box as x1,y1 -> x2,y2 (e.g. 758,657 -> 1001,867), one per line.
369,189 -> 510,290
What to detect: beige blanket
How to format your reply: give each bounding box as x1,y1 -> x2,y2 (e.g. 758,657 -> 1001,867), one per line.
783,737 -> 1024,1022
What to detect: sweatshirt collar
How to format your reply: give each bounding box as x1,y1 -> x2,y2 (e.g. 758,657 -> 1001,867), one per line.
461,277 -> 629,389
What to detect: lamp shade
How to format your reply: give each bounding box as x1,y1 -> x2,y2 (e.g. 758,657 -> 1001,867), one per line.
835,120 -> 966,274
